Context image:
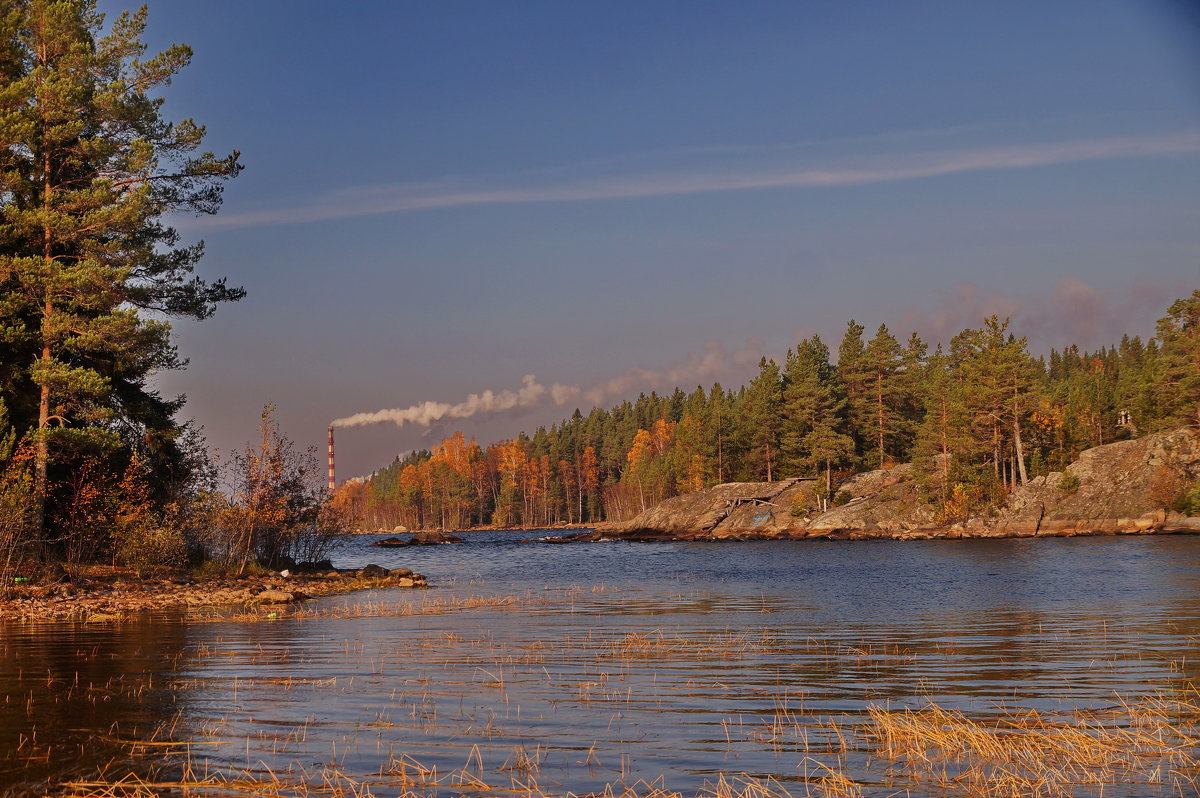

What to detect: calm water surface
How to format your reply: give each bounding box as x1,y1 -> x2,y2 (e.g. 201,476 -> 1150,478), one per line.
3,534 -> 1199,796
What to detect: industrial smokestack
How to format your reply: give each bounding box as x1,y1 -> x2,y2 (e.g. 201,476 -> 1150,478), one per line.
327,425 -> 336,493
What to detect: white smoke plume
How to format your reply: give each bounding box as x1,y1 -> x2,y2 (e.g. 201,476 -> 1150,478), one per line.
331,374 -> 575,429
581,339 -> 764,405
329,339 -> 765,430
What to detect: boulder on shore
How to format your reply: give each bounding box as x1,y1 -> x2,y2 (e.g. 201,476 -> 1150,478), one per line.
802,464 -> 941,534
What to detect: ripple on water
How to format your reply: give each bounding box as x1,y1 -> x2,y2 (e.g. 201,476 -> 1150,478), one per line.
2,533 -> 1200,796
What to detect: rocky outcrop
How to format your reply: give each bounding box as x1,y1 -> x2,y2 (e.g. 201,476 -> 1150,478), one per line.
411,530 -> 464,545
801,464 -> 941,535
980,427 -> 1200,537
605,479 -> 812,538
594,428 -> 1200,542
372,530 -> 464,547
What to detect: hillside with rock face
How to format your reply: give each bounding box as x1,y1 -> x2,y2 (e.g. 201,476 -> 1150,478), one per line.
599,428 -> 1200,541
801,464 -> 941,534
984,427 -> 1200,537
604,479 -> 813,538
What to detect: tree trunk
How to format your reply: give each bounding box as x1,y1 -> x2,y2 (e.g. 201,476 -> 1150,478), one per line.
939,406 -> 950,505
576,462 -> 583,522
716,404 -> 724,483
34,128 -> 53,533
1012,406 -> 1028,486
992,421 -> 1001,483
33,340 -> 50,531
237,514 -> 255,575
877,376 -> 885,467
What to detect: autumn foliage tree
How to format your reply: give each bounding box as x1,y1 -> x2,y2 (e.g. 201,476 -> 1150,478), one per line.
0,400 -> 35,588
624,418 -> 675,512
209,405 -> 347,572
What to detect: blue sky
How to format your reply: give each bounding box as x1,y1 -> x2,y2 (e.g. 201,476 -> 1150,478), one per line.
121,0 -> 1200,478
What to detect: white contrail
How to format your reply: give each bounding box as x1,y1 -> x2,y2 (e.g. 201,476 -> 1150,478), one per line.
201,131 -> 1200,230
329,340 -> 765,430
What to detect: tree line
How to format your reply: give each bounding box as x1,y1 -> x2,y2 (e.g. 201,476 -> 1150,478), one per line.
344,295 -> 1200,530
1,2 -> 1196,572
0,2 -> 349,580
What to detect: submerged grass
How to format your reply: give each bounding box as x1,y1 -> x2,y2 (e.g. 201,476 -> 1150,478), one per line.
53,691 -> 1200,798
865,693 -> 1200,797
62,760 -> 823,798
13,581 -> 1200,798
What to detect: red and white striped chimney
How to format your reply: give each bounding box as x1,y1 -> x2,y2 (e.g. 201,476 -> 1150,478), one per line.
327,425 -> 336,493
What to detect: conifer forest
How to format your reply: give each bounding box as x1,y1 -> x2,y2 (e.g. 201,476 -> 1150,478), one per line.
347,297 -> 1200,531
0,0 -> 1197,569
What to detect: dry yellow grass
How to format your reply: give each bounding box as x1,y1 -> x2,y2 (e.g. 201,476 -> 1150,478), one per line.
63,761 -> 817,798
31,581 -> 1199,798
866,696 -> 1200,797
188,591 -> 541,624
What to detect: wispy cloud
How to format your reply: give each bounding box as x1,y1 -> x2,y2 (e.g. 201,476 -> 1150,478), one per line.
896,276 -> 1187,351
199,131 -> 1200,230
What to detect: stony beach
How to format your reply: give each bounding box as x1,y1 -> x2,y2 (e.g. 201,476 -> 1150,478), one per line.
0,564 -> 426,622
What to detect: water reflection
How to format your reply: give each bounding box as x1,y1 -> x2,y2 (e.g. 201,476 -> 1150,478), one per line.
0,617 -> 192,793
2,534 -> 1199,796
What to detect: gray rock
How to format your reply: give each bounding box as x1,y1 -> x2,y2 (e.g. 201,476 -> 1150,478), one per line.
987,428 -> 1200,536
409,530 -> 463,545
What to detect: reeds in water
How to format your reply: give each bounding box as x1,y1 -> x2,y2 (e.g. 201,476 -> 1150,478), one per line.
866,696 -> 1200,797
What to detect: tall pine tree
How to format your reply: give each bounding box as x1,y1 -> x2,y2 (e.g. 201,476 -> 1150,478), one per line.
0,1 -> 241,535
782,335 -> 853,492
836,320 -> 868,465
1154,290 -> 1200,428
861,323 -> 905,468
741,357 -> 783,481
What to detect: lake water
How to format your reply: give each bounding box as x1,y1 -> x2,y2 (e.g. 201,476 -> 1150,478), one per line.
3,533 -> 1199,796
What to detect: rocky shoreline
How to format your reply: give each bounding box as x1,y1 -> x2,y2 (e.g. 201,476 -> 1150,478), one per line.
556,517 -> 1200,544
359,523 -> 594,535
587,428 -> 1200,543
0,563 -> 427,623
